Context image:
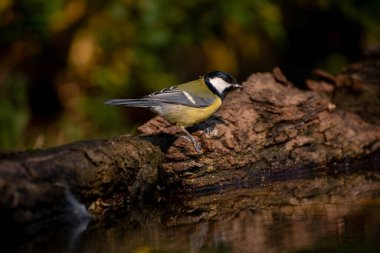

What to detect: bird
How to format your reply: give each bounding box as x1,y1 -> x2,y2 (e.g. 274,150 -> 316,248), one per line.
105,71 -> 242,153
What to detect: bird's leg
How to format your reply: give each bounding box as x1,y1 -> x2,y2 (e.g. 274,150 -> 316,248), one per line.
180,126 -> 202,154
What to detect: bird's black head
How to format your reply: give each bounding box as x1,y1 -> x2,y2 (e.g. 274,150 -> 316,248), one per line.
204,71 -> 241,99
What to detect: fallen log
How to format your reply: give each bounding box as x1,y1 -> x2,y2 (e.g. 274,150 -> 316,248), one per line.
141,70 -> 380,192
307,53 -> 380,124
1,69 -> 379,227
0,137 -> 163,228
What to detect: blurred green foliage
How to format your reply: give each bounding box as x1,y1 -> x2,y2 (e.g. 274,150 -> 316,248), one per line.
0,0 -> 379,150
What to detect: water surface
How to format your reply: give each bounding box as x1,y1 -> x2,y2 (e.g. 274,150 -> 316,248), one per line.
7,153 -> 380,253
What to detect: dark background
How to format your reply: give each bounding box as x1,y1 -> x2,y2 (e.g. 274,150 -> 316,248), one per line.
1,0 -> 379,150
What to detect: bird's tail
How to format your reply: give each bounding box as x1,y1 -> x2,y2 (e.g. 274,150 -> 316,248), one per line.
105,98 -> 158,107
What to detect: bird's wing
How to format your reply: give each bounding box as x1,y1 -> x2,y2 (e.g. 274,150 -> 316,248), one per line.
146,85 -> 215,108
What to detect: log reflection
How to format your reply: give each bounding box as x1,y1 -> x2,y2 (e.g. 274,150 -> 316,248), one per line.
9,158 -> 380,253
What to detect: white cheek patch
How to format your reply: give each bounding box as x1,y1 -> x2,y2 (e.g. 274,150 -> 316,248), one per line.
210,77 -> 230,94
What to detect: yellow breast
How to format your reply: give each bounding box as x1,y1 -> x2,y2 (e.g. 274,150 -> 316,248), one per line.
162,97 -> 222,127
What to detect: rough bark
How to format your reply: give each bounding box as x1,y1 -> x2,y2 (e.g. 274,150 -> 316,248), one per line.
1,69 -> 380,226
140,70 -> 380,192
307,57 -> 380,125
0,137 -> 163,226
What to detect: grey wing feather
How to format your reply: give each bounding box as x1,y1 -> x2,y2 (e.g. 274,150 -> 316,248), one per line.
105,98 -> 162,107
146,86 -> 213,107
105,86 -> 214,108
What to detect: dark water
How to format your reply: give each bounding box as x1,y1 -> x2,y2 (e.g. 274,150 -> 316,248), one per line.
5,153 -> 380,253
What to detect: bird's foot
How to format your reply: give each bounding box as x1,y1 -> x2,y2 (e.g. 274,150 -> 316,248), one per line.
180,135 -> 203,154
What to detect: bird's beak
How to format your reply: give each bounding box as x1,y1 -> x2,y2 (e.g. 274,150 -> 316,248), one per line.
233,83 -> 243,88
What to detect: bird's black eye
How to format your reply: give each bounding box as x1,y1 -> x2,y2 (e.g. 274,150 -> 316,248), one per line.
219,73 -> 236,85
205,71 -> 236,85
223,75 -> 236,84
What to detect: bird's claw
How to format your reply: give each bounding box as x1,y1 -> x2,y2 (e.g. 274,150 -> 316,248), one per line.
180,136 -> 203,154
193,142 -> 203,154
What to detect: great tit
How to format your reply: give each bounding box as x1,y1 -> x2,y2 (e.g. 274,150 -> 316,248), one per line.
105,71 -> 241,153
